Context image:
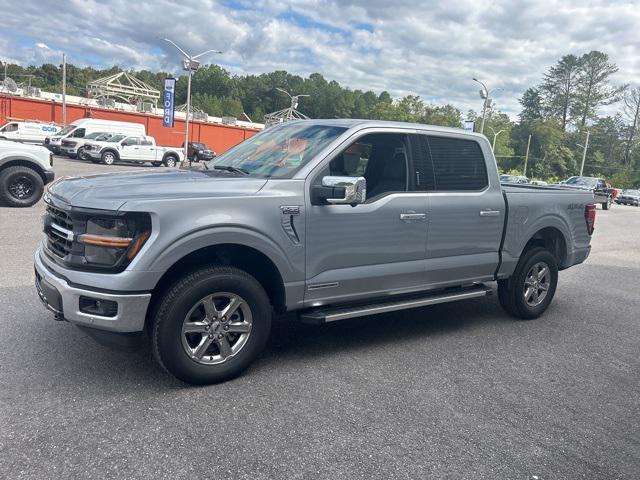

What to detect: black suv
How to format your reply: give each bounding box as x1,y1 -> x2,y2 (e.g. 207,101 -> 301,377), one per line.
184,142 -> 216,162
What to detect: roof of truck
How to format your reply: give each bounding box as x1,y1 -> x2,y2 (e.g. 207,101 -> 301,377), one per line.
285,119 -> 488,140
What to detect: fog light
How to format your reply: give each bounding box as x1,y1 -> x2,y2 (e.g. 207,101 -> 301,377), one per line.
79,296 -> 118,317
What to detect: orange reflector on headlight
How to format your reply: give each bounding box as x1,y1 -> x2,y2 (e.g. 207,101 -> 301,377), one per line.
78,234 -> 132,248
127,231 -> 151,260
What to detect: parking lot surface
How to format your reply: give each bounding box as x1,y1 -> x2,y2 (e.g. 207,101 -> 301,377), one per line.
1,156 -> 639,479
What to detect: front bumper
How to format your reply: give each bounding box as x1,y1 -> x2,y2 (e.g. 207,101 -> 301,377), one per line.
86,150 -> 102,160
34,248 -> 151,333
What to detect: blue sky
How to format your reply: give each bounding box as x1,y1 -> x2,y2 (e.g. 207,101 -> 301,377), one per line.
1,0 -> 639,117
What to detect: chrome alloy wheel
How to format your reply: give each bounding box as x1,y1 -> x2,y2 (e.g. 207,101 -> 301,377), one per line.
181,292 -> 252,365
523,261 -> 551,307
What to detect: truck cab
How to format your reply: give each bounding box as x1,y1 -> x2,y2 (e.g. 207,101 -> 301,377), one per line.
84,135 -> 183,167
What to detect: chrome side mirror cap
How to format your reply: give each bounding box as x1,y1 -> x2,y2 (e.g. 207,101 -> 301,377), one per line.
311,176 -> 367,205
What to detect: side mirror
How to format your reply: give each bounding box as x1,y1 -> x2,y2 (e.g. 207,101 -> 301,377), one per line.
311,176 -> 367,206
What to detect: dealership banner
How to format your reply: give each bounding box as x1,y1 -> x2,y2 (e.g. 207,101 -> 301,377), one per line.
162,78 -> 176,128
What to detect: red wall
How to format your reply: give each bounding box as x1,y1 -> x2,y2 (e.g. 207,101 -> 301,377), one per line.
0,94 -> 258,153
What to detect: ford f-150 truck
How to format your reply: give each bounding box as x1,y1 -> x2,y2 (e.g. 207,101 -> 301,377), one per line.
34,120 -> 595,384
84,134 -> 183,167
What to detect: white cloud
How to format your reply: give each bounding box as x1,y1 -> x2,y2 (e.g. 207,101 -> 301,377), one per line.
1,0 -> 638,117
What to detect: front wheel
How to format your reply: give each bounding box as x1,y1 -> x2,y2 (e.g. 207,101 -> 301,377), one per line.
498,247 -> 558,320
101,151 -> 117,165
0,166 -> 44,207
163,155 -> 177,168
151,266 -> 272,384
602,197 -> 611,210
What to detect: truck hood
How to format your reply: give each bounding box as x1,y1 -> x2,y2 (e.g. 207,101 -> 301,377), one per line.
47,169 -> 268,210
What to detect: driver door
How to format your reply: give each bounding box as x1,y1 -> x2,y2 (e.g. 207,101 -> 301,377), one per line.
120,137 -> 141,160
304,131 -> 429,307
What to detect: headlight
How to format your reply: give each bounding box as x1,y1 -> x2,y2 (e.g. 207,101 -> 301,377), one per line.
78,214 -> 151,268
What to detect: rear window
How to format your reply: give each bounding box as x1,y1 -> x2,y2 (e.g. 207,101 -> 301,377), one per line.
428,136 -> 488,191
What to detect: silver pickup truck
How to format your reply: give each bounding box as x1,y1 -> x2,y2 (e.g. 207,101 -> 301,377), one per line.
34,120 -> 595,384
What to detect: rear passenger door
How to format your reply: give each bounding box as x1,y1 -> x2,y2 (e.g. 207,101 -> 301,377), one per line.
410,133 -> 504,287
138,136 -> 156,161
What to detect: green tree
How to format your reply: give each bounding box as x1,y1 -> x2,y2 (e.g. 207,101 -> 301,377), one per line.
540,54 -> 582,130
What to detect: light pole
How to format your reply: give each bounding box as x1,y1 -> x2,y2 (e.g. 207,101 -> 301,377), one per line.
164,38 -> 222,163
488,127 -> 504,152
577,131 -> 590,176
62,53 -> 67,126
472,78 -> 502,135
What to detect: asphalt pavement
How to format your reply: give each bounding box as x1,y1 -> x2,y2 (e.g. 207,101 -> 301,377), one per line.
0,156 -> 638,479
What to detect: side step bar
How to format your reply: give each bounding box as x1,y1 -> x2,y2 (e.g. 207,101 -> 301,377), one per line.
300,284 -> 492,324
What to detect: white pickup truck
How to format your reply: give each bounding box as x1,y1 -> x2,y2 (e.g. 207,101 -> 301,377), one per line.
0,140 -> 55,207
84,134 -> 183,167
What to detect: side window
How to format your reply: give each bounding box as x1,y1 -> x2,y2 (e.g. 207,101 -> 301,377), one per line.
428,136 -> 488,191
597,179 -> 606,189
140,137 -> 153,146
122,137 -> 139,146
3,123 -> 19,132
326,133 -> 409,200
72,128 -> 86,138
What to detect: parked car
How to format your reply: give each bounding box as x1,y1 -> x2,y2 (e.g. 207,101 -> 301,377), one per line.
500,174 -> 529,184
0,121 -> 60,144
61,132 -> 114,159
530,179 -> 548,186
560,176 -> 614,210
35,120 -> 594,384
0,140 -> 55,207
44,118 -> 145,154
184,142 -> 216,162
617,189 -> 640,206
84,134 -> 183,167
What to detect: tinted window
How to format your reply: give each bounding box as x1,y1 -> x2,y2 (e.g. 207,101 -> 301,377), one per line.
409,134 -> 435,191
140,137 -> 153,146
72,128 -> 86,138
428,136 -> 488,191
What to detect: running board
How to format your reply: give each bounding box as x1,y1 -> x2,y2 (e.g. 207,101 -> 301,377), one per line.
300,285 -> 492,324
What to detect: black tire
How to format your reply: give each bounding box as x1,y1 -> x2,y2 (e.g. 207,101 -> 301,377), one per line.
0,166 -> 44,207
497,247 -> 558,320
151,266 -> 272,384
77,147 -> 87,161
163,155 -> 178,168
602,197 -> 611,210
101,150 -> 117,165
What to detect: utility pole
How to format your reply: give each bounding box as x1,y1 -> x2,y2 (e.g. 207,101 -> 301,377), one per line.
164,38 -> 222,164
523,134 -> 531,176
578,131 -> 590,176
62,53 -> 67,126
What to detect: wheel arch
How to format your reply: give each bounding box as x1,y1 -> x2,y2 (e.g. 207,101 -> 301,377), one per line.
521,226 -> 568,269
101,148 -> 120,160
0,158 -> 47,184
146,243 -> 287,331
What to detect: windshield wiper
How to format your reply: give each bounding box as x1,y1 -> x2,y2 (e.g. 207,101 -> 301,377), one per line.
213,165 -> 250,176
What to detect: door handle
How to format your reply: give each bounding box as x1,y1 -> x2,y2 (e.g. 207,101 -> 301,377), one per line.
479,209 -> 500,217
400,212 -> 427,221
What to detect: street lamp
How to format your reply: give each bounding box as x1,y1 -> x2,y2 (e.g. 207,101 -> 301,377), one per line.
164,38 -> 222,163
488,126 -> 505,152
472,77 -> 502,135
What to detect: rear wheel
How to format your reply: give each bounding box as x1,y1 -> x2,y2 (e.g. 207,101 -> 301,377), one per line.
163,155 -> 177,168
602,197 -> 611,210
0,166 -> 44,207
498,247 -> 558,320
151,266 -> 272,384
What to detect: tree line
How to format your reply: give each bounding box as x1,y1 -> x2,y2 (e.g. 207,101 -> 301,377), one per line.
3,50 -> 639,186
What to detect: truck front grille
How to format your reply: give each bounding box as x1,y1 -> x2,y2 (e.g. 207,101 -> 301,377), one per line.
45,205 -> 74,258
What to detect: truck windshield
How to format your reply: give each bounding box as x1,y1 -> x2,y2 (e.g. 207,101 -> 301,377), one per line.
57,125 -> 76,136
206,123 -> 347,177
